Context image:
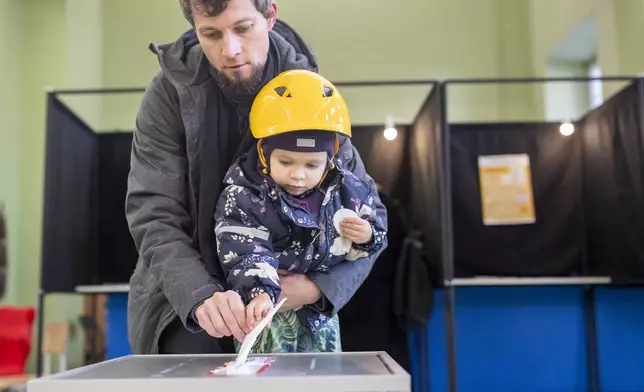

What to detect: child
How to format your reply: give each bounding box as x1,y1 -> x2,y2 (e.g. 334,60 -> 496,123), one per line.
214,69 -> 387,353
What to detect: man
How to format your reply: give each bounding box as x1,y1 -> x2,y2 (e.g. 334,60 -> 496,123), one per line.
126,0 -> 387,355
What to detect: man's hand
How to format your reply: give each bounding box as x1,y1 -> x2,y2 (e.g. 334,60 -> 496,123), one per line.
278,271 -> 321,311
246,292 -> 273,329
340,217 -> 373,244
195,291 -> 249,342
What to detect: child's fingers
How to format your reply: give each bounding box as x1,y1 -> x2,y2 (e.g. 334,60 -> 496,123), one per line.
341,219 -> 362,228
341,227 -> 362,239
342,217 -> 363,225
341,222 -> 369,234
246,304 -> 256,329
254,302 -> 264,322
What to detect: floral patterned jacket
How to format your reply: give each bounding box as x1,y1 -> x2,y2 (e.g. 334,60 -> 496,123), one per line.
214,150 -> 387,334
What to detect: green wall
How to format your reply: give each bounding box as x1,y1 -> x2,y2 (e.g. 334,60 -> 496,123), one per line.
63,0 -> 104,128
612,0 -> 644,76
0,0 -> 22,307
0,0 -> 88,372
100,0 -> 539,125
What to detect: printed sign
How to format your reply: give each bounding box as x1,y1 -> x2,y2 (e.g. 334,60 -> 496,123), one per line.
478,154 -> 536,226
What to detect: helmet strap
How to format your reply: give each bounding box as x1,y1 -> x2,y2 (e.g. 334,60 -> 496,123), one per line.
317,135 -> 339,187
329,135 -> 339,170
257,140 -> 270,175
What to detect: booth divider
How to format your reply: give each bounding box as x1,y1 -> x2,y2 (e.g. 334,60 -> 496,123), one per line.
440,76 -> 644,392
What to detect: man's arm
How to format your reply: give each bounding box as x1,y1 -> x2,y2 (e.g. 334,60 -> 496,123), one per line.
125,72 -> 224,332
307,137 -> 389,313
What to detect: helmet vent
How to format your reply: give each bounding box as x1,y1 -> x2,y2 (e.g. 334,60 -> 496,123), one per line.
274,86 -> 287,97
323,86 -> 334,97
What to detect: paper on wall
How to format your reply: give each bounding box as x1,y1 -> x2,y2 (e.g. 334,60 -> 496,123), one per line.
478,154 -> 536,226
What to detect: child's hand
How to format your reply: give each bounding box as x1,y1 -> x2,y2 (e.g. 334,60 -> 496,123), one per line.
246,292 -> 273,330
340,217 -> 373,244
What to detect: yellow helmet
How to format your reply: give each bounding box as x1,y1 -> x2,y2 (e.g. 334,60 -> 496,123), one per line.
249,69 -> 351,139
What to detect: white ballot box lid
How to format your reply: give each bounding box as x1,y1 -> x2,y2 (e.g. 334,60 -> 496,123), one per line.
27,352 -> 411,392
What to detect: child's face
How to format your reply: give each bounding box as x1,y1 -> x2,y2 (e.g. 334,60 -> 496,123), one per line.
269,149 -> 328,196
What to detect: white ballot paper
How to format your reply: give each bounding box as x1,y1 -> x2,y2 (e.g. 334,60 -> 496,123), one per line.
210,297 -> 287,375
208,356 -> 276,376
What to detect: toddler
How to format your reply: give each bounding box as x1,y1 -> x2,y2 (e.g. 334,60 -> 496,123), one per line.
214,69 -> 387,353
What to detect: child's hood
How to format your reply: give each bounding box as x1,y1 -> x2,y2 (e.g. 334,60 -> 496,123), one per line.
222,151 -> 266,193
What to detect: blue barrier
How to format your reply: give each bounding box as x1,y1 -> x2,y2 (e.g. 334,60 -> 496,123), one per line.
103,287 -> 644,391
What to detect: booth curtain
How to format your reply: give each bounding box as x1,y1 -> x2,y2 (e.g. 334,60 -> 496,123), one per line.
350,124 -> 408,197
450,122 -> 584,277
448,79 -> 644,282
390,87 -> 443,328
97,133 -> 139,284
41,95 -> 99,292
406,89 -> 444,272
581,81 -> 644,281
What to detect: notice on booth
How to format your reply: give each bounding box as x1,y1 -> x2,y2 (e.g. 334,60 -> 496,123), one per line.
478,154 -> 536,226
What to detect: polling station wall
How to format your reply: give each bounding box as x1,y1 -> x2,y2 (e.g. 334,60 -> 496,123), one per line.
420,79 -> 644,392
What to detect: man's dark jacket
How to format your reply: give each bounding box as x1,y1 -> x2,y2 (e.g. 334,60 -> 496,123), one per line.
125,21 -> 388,354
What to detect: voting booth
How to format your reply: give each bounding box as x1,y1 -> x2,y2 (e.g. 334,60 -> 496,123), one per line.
39,73 -> 644,392
430,76 -> 644,392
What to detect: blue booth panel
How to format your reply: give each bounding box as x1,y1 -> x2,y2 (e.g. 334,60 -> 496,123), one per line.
104,288 -> 644,392
427,287 -> 589,392
105,293 -> 132,359
595,287 -> 644,392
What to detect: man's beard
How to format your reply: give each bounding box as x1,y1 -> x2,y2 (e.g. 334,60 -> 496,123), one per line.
213,63 -> 265,94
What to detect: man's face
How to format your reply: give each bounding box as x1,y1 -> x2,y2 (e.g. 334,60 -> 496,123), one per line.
193,0 -> 277,89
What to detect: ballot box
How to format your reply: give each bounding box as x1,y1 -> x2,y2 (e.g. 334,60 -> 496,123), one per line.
27,351 -> 410,392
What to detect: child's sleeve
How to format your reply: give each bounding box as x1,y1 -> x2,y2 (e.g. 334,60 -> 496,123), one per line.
214,185 -> 281,305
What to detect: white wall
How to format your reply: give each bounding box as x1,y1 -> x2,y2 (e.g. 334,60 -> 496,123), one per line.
529,0 -> 593,77
530,0 -> 644,101
544,59 -> 590,122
